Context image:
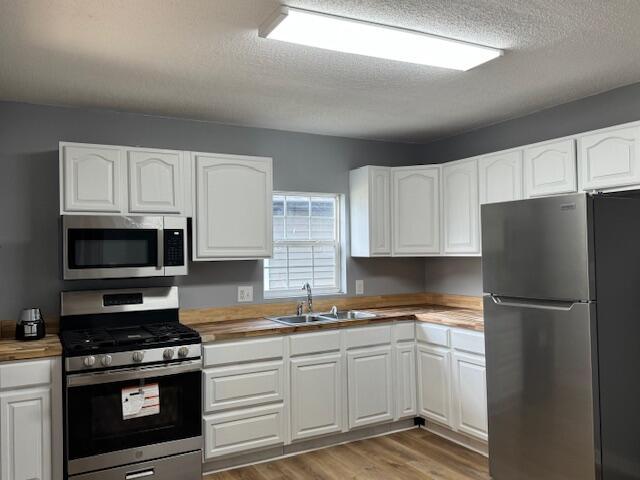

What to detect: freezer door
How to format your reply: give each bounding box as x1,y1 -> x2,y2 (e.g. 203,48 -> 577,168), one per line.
484,295 -> 599,480
481,193 -> 594,301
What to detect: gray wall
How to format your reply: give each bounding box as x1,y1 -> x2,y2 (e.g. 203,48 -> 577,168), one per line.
423,81 -> 640,296
0,101 -> 425,320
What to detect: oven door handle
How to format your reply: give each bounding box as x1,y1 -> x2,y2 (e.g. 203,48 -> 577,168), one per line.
66,359 -> 202,387
126,468 -> 155,479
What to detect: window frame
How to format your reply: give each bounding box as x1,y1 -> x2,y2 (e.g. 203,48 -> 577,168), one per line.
263,191 -> 344,299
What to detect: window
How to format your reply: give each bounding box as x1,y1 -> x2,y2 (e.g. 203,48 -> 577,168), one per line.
264,192 -> 343,298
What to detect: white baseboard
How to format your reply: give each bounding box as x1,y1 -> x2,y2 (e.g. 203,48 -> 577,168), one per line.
423,421 -> 489,457
202,419 -> 416,475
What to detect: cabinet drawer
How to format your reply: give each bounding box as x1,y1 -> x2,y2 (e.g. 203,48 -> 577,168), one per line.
394,322 -> 415,342
204,337 -> 283,367
416,323 -> 450,347
345,325 -> 392,349
204,403 -> 284,459
0,359 -> 51,390
203,360 -> 284,413
289,331 -> 340,356
451,329 -> 485,355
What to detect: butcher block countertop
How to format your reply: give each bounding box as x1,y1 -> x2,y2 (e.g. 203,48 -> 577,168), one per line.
0,335 -> 62,362
0,294 -> 483,360
192,304 -> 483,343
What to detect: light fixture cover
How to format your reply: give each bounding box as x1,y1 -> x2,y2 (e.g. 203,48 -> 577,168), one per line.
259,6 -> 503,71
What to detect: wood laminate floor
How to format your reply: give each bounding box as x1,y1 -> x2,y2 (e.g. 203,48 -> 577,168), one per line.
204,428 -> 490,480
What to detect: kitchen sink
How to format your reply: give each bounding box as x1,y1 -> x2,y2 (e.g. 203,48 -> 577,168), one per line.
269,314 -> 337,326
317,310 -> 378,321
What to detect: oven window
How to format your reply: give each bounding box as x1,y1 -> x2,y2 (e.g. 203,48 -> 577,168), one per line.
66,370 -> 201,459
68,229 -> 158,269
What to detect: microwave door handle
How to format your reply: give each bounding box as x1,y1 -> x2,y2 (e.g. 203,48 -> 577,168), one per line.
157,227 -> 164,270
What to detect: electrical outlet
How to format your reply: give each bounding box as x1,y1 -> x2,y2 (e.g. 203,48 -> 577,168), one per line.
355,279 -> 364,295
237,286 -> 253,303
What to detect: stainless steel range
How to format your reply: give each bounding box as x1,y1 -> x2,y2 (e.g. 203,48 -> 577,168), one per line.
59,287 -> 202,480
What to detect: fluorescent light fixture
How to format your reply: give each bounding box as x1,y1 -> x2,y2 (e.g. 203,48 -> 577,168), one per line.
259,6 -> 503,71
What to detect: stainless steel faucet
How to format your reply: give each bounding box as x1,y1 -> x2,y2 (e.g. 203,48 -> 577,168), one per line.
302,282 -> 313,313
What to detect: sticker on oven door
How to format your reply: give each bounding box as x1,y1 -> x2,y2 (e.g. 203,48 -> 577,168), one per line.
122,383 -> 160,420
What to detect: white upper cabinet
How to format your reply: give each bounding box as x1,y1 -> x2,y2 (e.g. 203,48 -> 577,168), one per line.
524,139 -> 577,198
349,166 -> 391,257
578,124 -> 640,191
443,159 -> 480,255
60,142 -> 190,216
127,148 -> 184,214
60,143 -> 123,213
478,150 -> 523,204
391,166 -> 441,256
193,152 -> 273,260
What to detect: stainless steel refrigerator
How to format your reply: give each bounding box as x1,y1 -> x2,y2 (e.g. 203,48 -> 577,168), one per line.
483,192 -> 640,480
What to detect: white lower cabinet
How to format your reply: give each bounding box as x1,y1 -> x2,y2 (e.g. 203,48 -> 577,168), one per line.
0,388 -> 51,480
417,326 -> 488,443
290,353 -> 343,441
203,360 -> 284,413
347,345 -> 394,429
203,404 -> 284,460
0,358 -> 59,480
394,342 -> 417,419
451,352 -> 488,441
201,322 -> 487,464
417,344 -> 452,426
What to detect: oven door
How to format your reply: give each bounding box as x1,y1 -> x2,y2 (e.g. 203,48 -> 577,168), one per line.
63,216 -> 165,280
65,361 -> 202,476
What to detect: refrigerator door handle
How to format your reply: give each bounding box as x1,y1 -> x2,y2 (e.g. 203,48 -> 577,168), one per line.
490,295 -> 580,311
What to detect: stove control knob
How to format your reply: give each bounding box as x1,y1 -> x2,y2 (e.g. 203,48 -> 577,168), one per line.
163,348 -> 175,360
178,346 -> 189,358
132,351 -> 145,363
101,355 -> 113,367
83,356 -> 96,368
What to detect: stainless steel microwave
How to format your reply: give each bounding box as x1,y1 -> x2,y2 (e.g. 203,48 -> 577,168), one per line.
62,215 -> 188,280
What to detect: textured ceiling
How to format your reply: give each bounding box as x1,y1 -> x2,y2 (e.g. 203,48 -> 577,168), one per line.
1,0 -> 640,143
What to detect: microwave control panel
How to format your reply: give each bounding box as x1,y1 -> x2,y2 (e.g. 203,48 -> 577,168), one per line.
164,229 -> 185,267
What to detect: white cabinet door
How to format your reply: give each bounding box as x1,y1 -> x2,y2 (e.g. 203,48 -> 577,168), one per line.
0,387 -> 51,480
128,148 -> 184,214
524,139 -> 577,198
394,343 -> 417,419
417,344 -> 451,427
391,166 -> 440,255
290,353 -> 343,441
349,166 -> 390,257
442,159 -> 480,255
203,361 -> 284,413
369,167 -> 391,256
194,153 -> 273,259
478,150 -> 523,204
578,125 -> 640,191
452,351 -> 488,441
347,346 -> 394,429
60,143 -> 123,213
203,404 -> 284,460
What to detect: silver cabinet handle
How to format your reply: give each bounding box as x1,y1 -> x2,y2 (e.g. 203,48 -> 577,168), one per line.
126,468 -> 155,479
